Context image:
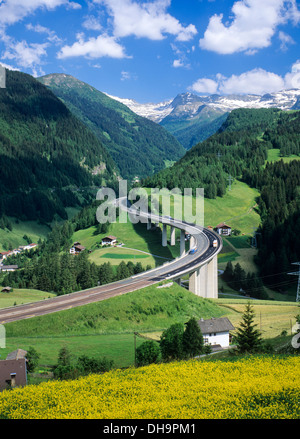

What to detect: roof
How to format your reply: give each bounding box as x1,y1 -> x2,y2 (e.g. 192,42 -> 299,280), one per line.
216,223 -> 231,229
6,349 -> 27,360
1,286 -> 12,291
74,245 -> 85,250
198,317 -> 235,334
102,236 -> 117,241
1,265 -> 18,269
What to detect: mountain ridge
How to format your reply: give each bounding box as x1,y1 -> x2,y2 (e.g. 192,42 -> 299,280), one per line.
107,88 -> 300,149
38,73 -> 186,180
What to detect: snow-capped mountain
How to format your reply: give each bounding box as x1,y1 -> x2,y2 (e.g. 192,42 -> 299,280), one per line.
108,88 -> 300,122
107,88 -> 300,149
105,94 -> 173,122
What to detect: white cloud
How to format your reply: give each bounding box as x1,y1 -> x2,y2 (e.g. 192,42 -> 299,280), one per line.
190,77 -> 218,94
172,59 -> 184,68
82,15 -> 102,31
57,33 -> 128,59
278,30 -> 295,51
26,23 -> 62,44
0,0 -> 81,27
199,0 -> 300,54
3,39 -> 48,76
98,0 -> 197,41
220,69 -> 285,94
190,68 -> 288,95
284,60 -> 300,89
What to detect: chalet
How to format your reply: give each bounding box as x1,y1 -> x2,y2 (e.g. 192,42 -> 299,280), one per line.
0,350 -> 27,391
215,223 -> 232,236
101,236 -> 117,246
18,243 -> 37,252
0,265 -> 18,272
0,251 -> 13,261
1,286 -> 12,293
70,242 -> 86,255
198,317 -> 235,348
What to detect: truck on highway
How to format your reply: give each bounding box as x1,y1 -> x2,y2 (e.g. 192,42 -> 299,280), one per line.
212,239 -> 218,248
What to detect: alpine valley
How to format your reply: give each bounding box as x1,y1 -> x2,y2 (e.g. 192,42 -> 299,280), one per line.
109,88 -> 300,149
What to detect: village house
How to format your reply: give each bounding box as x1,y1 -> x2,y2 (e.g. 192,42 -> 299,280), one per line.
70,242 -> 86,255
215,223 -> 232,236
198,317 -> 235,348
0,350 -> 28,391
18,243 -> 37,252
1,286 -> 12,293
0,251 -> 13,261
101,236 -> 117,246
0,265 -> 18,272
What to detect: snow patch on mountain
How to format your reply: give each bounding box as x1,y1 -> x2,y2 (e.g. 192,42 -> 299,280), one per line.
105,94 -> 173,122
106,89 -> 300,123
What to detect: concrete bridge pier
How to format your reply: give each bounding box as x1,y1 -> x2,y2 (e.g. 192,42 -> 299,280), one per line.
147,218 -> 151,230
170,226 -> 176,246
162,223 -> 167,247
188,255 -> 218,299
180,229 -> 186,257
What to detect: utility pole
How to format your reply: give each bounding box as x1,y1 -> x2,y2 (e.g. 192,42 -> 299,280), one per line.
228,175 -> 234,191
288,262 -> 300,302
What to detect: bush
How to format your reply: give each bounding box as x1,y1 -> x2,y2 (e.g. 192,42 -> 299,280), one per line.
136,341 -> 161,367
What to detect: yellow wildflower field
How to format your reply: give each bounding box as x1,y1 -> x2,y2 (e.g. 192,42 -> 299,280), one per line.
0,356 -> 299,419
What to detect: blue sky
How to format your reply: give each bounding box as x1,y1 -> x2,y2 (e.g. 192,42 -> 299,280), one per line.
0,0 -> 300,102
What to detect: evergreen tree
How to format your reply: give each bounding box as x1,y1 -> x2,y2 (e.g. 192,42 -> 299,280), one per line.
234,302 -> 262,353
182,317 -> 204,358
160,323 -> 185,361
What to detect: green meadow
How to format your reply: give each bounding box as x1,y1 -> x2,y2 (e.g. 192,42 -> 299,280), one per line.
0,283 -> 298,370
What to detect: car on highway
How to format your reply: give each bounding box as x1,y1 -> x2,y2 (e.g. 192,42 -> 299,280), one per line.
189,248 -> 197,254
212,239 -> 218,248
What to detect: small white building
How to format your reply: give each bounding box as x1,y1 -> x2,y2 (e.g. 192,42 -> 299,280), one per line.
215,223 -> 232,236
101,236 -> 117,246
198,317 -> 235,348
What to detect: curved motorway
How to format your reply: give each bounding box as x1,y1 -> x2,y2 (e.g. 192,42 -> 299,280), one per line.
0,200 -> 222,324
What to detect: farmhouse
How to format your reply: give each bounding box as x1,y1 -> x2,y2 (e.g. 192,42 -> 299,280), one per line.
70,242 -> 86,254
215,223 -> 232,236
0,350 -> 28,391
198,317 -> 235,348
1,286 -> 12,293
0,251 -> 13,261
101,236 -> 117,246
0,265 -> 18,272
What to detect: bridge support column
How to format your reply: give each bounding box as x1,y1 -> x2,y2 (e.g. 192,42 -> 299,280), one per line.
147,219 -> 151,230
180,229 -> 185,257
206,255 -> 218,299
189,269 -> 200,295
162,223 -> 167,247
189,255 -> 218,298
170,226 -> 176,246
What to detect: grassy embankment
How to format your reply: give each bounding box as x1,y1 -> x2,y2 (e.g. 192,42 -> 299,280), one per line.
0,282 -> 298,370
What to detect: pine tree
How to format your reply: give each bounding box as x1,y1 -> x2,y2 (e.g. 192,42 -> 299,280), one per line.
234,302 -> 262,353
182,317 -> 204,358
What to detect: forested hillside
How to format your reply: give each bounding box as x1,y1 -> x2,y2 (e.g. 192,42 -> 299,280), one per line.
143,108 -> 299,198
38,74 -> 186,180
0,70 -> 118,223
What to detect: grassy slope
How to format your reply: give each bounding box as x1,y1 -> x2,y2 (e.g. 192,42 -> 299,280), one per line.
0,220 -> 50,252
0,284 -> 298,368
0,288 -> 55,309
1,283 -> 223,367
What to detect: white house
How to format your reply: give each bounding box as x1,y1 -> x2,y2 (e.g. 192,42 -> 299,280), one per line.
101,236 -> 117,246
198,317 -> 235,348
215,223 -> 232,236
